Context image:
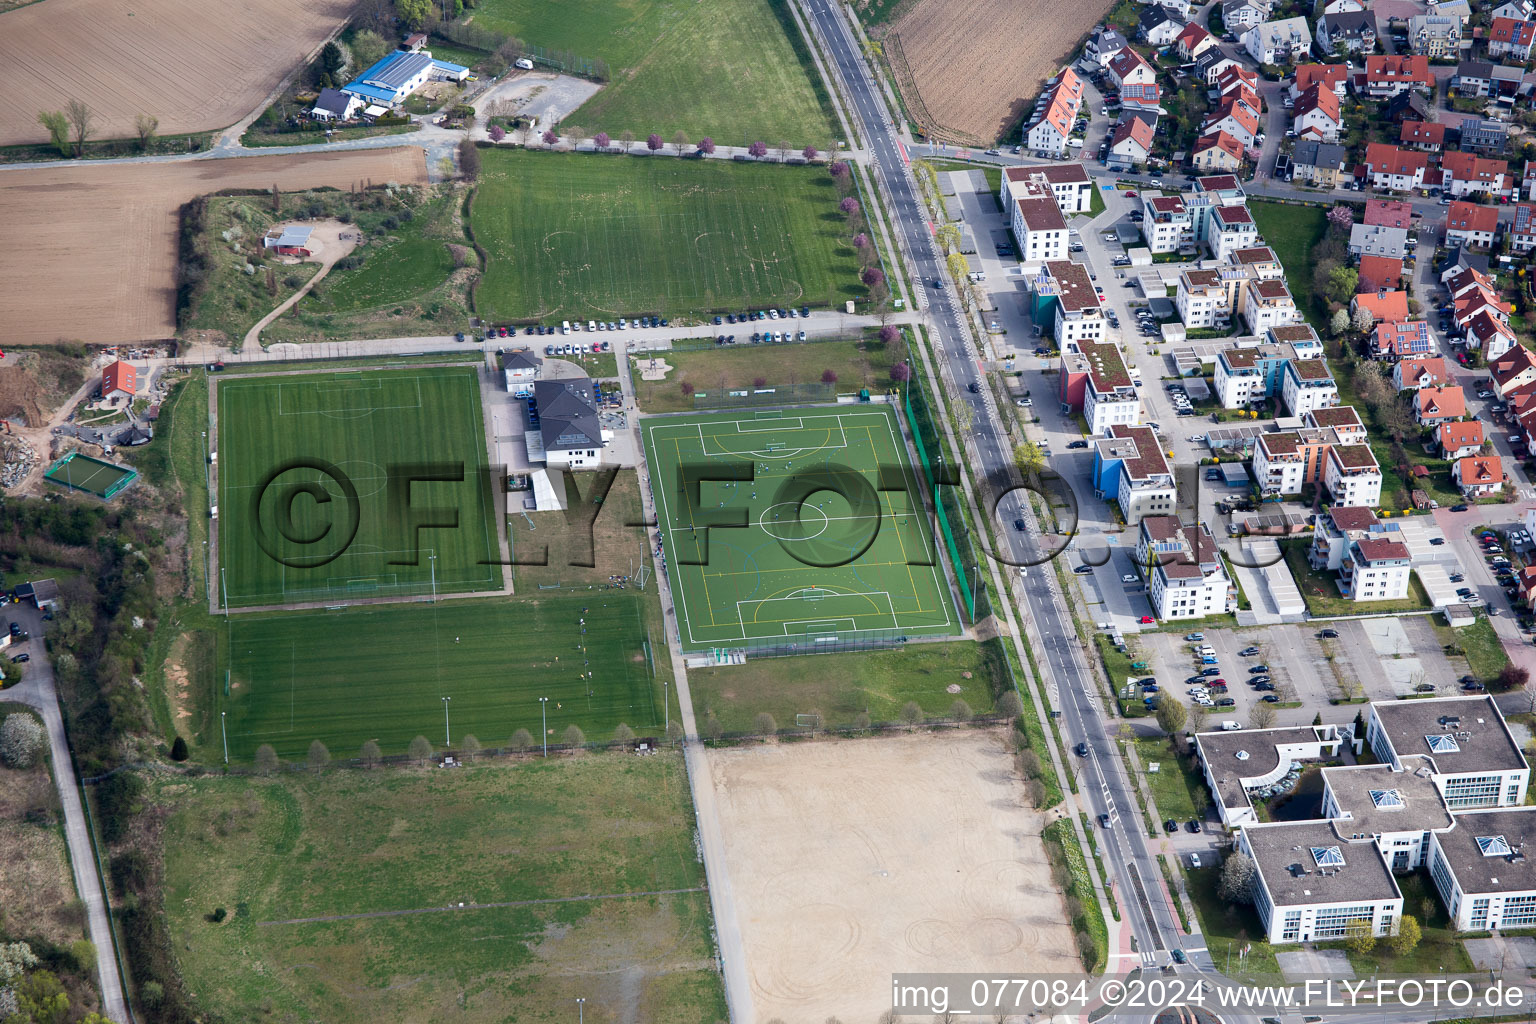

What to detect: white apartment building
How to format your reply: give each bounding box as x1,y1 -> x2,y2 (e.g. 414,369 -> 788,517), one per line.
1242,278 -> 1303,334
1143,193 -> 1194,253
1252,431 -> 1311,496
1010,181 -> 1069,262
1042,260 -> 1106,345
1280,357 -> 1339,416
1175,268 -> 1231,328
1138,516 -> 1231,620
1323,443 -> 1382,507
1339,536 -> 1412,602
999,163 -> 1095,215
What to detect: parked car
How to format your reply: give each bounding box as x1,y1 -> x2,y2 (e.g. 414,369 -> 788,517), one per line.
1121,574 -> 1139,584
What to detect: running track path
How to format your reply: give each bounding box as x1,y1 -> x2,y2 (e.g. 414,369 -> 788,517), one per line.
616,347 -> 755,1023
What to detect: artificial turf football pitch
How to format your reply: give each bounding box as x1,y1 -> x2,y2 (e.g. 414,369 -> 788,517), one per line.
214,367 -> 501,608
641,406 -> 960,652
219,594 -> 661,761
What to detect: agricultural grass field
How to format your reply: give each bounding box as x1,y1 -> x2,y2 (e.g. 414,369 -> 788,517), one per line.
641,406 -> 959,651
469,0 -> 834,144
687,638 -> 1000,733
633,338 -> 903,413
214,366 -> 499,607
472,149 -> 865,322
218,593 -> 662,761
154,754 -> 726,1023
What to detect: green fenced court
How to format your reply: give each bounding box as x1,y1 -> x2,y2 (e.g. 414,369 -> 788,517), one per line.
43,452 -> 137,499
641,406 -> 960,653
215,367 -> 501,607
216,594 -> 659,761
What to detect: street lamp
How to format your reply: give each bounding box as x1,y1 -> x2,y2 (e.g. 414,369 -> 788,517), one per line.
576,997 -> 584,1024
442,696 -> 451,747
221,711 -> 228,764
539,697 -> 550,757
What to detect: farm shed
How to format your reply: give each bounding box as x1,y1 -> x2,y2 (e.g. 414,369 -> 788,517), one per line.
262,224 -> 313,256
14,578 -> 60,611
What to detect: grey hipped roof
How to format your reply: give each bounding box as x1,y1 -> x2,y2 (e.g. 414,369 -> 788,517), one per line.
313,87 -> 354,117
533,379 -> 602,452
500,349 -> 541,370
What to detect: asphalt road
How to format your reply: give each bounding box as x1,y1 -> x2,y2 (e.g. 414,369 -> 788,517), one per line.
799,0 -> 1201,1010
4,604 -> 129,1024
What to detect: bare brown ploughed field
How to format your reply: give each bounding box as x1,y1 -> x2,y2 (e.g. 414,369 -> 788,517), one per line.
707,731 -> 1079,1023
0,148 -> 428,345
888,0 -> 1111,144
0,0 -> 353,146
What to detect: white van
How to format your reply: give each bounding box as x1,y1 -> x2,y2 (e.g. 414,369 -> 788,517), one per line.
561,320 -> 570,334
515,58 -> 535,70
1198,646 -> 1216,657
587,320 -> 597,332
1220,721 -> 1243,731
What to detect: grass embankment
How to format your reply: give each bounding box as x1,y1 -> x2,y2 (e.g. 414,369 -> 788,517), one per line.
154,754 -> 725,1024
1043,818 -> 1109,975
633,337 -> 901,412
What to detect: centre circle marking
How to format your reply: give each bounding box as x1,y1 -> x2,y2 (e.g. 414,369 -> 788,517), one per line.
759,501 -> 829,541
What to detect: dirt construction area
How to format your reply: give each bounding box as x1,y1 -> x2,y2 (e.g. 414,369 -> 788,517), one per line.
0,147 -> 428,345
708,730 -> 1078,1022
0,0 -> 353,146
888,0 -> 1112,143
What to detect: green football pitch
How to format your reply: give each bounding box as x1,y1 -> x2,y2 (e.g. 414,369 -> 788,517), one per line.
641,406 -> 960,652
218,595 -> 660,760
215,367 -> 501,607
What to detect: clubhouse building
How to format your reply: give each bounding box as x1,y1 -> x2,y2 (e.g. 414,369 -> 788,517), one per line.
1196,696 -> 1536,943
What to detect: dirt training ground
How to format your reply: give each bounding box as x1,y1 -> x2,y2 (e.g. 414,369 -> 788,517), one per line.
888,0 -> 1111,144
708,730 -> 1078,1022
0,148 -> 428,345
0,0 -> 354,147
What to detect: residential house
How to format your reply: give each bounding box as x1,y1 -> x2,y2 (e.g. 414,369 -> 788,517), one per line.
1234,245 -> 1286,279
1487,16 -> 1536,61
1292,83 -> 1343,141
1294,63 -> 1350,100
1363,143 -> 1429,191
1193,130 -> 1245,173
1491,345 -> 1536,397
1454,60 -> 1497,97
1091,424 -> 1176,523
1351,289 -> 1410,323
1025,68 -> 1084,156
1108,46 -> 1158,90
1453,454 -> 1505,496
1439,244 -> 1492,280
1210,203 -> 1259,258
1000,163 -> 1096,215
1196,48 -> 1243,85
1393,355 -> 1451,391
1143,193 -> 1194,252
1400,120 -> 1446,152
1138,5 -> 1187,45
1292,139 -> 1349,185
1244,16 -> 1313,64
1414,385 -> 1467,427
1324,444 -> 1383,507
1374,320 -> 1433,359
1120,81 -> 1165,113
1494,0 -> 1535,19
1364,199 -> 1414,228
1408,13 -> 1465,57
1281,357 -> 1340,415
1322,0 -> 1364,11
1085,26 -> 1130,66
101,360 -> 136,401
1060,341 -> 1141,434
1348,223 -> 1409,259
1461,118 -> 1511,155
1140,517 -> 1232,620
1440,152 -> 1510,198
1316,9 -> 1378,53
1010,180 -> 1069,261
310,87 -> 363,122
1221,0 -> 1272,30
1384,90 -> 1434,124
1176,268 -> 1232,328
1445,201 -> 1499,249
1243,278 -> 1303,332
1107,116 -> 1156,167
1203,97 -> 1261,146
1463,308 -> 1518,360
1177,22 -> 1220,60
1358,254 -> 1403,294
1438,420 -> 1486,459
1339,537 -> 1413,602
1308,505 -> 1386,570
1510,202 -> 1536,253
1363,54 -> 1434,97
1040,260 -> 1107,345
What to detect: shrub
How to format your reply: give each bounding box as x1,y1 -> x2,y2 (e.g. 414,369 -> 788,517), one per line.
562,724 -> 586,747
510,728 -> 533,752
753,712 -> 777,736
209,907 -> 227,923
169,736 -> 188,762
0,713 -> 45,769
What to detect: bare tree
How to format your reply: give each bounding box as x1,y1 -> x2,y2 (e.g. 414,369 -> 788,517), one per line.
776,138 -> 790,161
360,740 -> 382,768
566,125 -> 589,149
672,129 -> 689,155
754,711 -> 777,736
1250,701 -> 1277,729
509,727 -> 534,752
901,701 -> 924,728
665,720 -> 684,744
408,735 -> 434,764
255,744 -> 279,775
65,98 -> 92,158
949,698 -> 972,722
562,724 -> 586,747
134,113 -> 159,152
460,734 -> 482,761
614,723 -> 636,743
619,129 -> 635,151
307,740 -> 330,772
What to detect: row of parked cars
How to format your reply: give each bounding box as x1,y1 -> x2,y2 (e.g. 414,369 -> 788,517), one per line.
716,306 -> 810,325
544,342 -> 611,356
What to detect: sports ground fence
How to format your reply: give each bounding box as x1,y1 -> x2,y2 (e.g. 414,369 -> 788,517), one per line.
903,374 -> 988,624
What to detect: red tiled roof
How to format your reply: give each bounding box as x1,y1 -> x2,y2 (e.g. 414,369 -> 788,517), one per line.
1457,455 -> 1503,484
1365,54 -> 1432,85
1194,130 -> 1244,162
1110,116 -> 1156,152
1416,385 -> 1466,418
1490,16 -> 1536,46
1357,255 -> 1403,293
1353,290 -> 1409,321
1447,201 -> 1499,235
1442,151 -> 1509,188
1295,63 -> 1347,93
1364,143 -> 1428,176
1399,120 -> 1446,148
1492,345 -> 1536,387
1363,199 -> 1413,228
1329,506 -> 1379,532
102,360 -> 136,396
1294,83 -> 1341,123
1438,420 -> 1485,451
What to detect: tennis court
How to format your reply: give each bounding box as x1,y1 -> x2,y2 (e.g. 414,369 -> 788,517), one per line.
641,406 -> 959,652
